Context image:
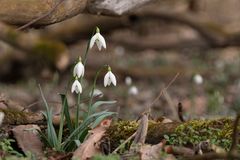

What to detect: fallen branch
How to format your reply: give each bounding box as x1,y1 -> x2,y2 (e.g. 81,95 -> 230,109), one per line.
0,0 -> 154,26
0,0 -> 87,26
0,22 -> 69,70
17,0 -> 66,30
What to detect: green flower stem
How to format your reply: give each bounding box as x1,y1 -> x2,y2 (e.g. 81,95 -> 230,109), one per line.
75,28 -> 96,126
83,28 -> 96,65
88,65 -> 107,116
75,93 -> 81,128
74,30 -> 94,128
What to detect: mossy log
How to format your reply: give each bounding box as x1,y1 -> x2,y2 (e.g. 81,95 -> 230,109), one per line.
104,118 -> 236,152
0,22 -> 69,70
0,108 -> 237,152
0,108 -> 43,125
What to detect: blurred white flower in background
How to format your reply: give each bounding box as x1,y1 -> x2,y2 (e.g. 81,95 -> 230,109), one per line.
114,46 -> 125,56
104,67 -> 117,87
0,112 -> 4,126
71,79 -> 82,94
90,27 -> 106,51
193,74 -> 203,85
125,76 -> 132,86
128,86 -> 139,95
89,89 -> 103,98
73,58 -> 84,78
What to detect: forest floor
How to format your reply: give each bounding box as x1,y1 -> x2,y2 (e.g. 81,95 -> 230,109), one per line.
0,17 -> 240,159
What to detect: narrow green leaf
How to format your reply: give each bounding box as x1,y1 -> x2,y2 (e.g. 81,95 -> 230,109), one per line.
91,100 -> 116,113
39,85 -> 59,150
60,94 -> 74,130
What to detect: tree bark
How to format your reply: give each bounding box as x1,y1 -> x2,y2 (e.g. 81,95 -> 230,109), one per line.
0,0 -> 87,26
0,0 -> 153,26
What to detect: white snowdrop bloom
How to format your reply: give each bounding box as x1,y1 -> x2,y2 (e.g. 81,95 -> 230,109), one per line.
193,74 -> 203,85
128,86 -> 139,95
73,59 -> 84,78
125,76 -> 132,86
104,67 -> 117,87
89,27 -> 106,51
89,89 -> 103,98
0,112 -> 4,126
71,79 -> 82,94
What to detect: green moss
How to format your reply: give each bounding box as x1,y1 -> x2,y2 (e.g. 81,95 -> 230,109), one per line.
165,118 -> 236,150
6,30 -> 18,44
0,109 -> 30,125
106,120 -> 138,152
33,40 -> 65,62
147,121 -> 179,144
106,120 -> 178,152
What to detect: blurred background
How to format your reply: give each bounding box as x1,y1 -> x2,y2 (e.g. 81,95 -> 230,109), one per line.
0,0 -> 240,120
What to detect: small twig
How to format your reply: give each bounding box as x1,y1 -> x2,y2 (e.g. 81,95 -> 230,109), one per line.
17,0 -> 65,30
163,91 -> 178,120
230,113 -> 240,152
112,132 -> 137,153
178,102 -> 185,122
133,113 -> 149,145
147,73 -> 180,110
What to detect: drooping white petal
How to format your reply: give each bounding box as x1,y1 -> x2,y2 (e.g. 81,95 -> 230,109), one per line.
97,33 -> 106,49
73,62 -> 84,78
90,34 -> 97,49
104,72 -> 110,87
96,40 -> 103,51
71,81 -> 76,93
76,81 -> 82,93
89,32 -> 106,51
71,80 -> 82,94
73,62 -> 85,78
109,71 -> 117,86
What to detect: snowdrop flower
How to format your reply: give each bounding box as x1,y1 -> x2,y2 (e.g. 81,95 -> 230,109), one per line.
90,27 -> 106,51
193,74 -> 203,85
71,79 -> 82,94
125,76 -> 132,86
89,89 -> 103,98
0,112 -> 4,126
73,57 -> 84,78
104,66 -> 117,87
128,86 -> 139,95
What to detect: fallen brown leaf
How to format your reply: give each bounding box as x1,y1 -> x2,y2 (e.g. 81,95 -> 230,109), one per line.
73,119 -> 112,160
12,124 -> 44,158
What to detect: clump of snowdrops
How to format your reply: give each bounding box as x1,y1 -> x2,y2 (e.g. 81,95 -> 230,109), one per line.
39,27 -> 117,152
